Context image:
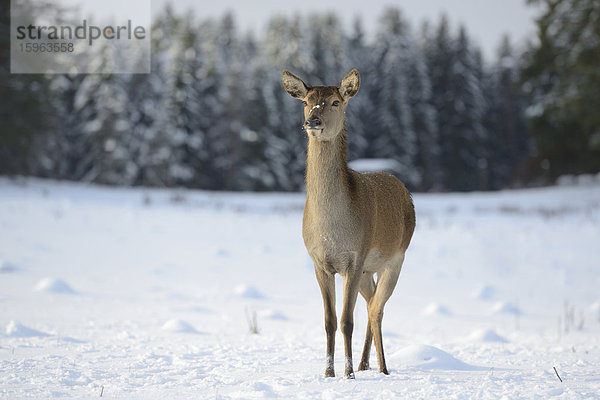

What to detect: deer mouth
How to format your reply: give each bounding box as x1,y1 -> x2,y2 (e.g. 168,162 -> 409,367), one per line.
306,128 -> 324,137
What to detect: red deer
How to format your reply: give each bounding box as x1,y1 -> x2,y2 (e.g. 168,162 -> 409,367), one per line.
282,69 -> 416,378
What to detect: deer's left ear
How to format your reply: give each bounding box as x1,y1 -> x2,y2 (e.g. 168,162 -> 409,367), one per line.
339,69 -> 360,100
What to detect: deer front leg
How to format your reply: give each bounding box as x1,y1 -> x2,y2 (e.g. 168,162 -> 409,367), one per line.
340,268 -> 362,379
314,265 -> 337,377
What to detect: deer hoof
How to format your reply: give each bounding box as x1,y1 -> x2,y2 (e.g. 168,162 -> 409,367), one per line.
380,367 -> 390,375
345,371 -> 355,379
358,361 -> 369,371
324,368 -> 335,378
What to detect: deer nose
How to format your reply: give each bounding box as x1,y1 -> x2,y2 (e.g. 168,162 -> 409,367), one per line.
306,118 -> 322,129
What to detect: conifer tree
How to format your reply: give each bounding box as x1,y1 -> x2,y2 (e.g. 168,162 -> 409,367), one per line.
484,36 -> 531,189
522,0 -> 600,180
345,17 -> 373,161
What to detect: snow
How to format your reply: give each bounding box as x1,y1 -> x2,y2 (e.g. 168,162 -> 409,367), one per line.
465,329 -> 508,343
472,284 -> 496,301
0,260 -> 20,273
423,302 -> 452,316
489,301 -> 521,316
5,321 -> 51,338
161,319 -> 203,335
348,158 -> 403,174
1,177 -> 600,399
309,103 -> 322,116
391,344 -> 485,371
233,284 -> 267,300
34,278 -> 77,295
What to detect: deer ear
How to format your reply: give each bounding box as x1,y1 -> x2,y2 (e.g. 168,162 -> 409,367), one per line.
282,70 -> 309,99
339,69 -> 360,100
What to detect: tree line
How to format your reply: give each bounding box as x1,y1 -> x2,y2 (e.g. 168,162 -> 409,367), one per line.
1,1 -> 597,192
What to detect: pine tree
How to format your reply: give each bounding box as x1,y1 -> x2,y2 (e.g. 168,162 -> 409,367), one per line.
1,4 -> 540,192
522,0 -> 600,180
85,72 -> 132,185
449,26 -> 487,191
262,64 -> 307,191
123,54 -> 166,186
216,12 -> 249,190
309,13 -> 347,85
0,0 -> 58,176
425,17 -> 488,191
484,36 -> 531,189
47,73 -> 111,182
186,16 -> 229,189
424,15 -> 455,190
143,6 -> 195,187
371,8 -> 420,188
232,60 -> 277,191
409,31 -> 440,191
345,17 -> 373,161
260,15 -> 313,191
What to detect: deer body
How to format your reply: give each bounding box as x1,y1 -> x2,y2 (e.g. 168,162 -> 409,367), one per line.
282,69 -> 415,378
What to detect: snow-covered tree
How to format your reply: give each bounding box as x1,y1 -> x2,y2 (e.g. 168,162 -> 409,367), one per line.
449,26 -> 487,191
425,16 -> 489,191
0,0 -> 60,176
308,13 -> 348,85
409,36 -> 440,191
483,36 -> 531,189
231,58 -> 277,191
1,5 -> 536,192
522,0 -> 600,180
345,17 -> 375,161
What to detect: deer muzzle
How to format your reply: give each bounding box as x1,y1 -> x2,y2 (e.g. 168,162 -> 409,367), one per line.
305,117 -> 323,131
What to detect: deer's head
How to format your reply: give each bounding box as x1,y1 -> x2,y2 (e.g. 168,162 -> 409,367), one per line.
282,69 -> 360,141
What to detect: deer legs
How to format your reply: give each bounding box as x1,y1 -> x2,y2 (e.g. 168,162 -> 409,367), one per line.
366,258 -> 403,375
314,264 -> 362,379
314,266 -> 336,377
340,269 -> 362,379
314,255 -> 403,378
358,273 -> 375,371
358,261 -> 404,375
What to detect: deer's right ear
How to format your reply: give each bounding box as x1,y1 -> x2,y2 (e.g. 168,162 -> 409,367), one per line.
282,70 -> 308,100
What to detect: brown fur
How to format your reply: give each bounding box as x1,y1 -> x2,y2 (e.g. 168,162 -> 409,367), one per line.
282,69 -> 416,378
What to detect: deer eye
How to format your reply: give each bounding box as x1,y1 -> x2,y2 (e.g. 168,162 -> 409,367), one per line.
302,101 -> 307,107
332,100 -> 340,107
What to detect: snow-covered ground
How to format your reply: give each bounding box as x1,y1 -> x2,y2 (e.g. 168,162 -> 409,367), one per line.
1,177 -> 599,399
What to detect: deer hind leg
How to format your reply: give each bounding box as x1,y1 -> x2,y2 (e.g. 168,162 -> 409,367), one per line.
314,265 -> 337,377
358,272 -> 376,371
369,254 -> 404,375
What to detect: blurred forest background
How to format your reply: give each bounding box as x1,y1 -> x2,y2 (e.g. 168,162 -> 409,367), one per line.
1,0 -> 599,192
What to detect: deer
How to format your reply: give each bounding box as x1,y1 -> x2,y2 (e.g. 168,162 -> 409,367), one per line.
282,69 -> 416,379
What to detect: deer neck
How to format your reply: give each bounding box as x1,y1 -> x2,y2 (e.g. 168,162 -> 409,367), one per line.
305,129 -> 351,208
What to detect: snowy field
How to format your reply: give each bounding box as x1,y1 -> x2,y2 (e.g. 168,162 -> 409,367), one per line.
1,177 -> 600,399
